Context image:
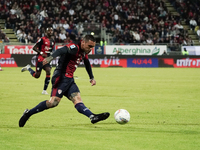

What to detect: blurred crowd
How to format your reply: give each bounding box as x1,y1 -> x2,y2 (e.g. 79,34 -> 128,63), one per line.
0,26 -> 9,43
169,0 -> 200,42
0,0 -> 199,48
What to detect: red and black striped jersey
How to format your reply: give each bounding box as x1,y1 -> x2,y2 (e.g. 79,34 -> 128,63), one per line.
52,41 -> 93,79
36,36 -> 55,62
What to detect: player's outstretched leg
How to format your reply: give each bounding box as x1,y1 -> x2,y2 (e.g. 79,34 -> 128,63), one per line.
21,64 -> 31,72
90,112 -> 110,124
19,100 -> 49,127
75,102 -> 110,124
19,109 -> 30,127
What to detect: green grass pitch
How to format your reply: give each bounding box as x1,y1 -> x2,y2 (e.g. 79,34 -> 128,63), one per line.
0,67 -> 200,150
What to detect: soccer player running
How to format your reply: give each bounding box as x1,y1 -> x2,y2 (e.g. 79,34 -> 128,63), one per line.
21,27 -> 55,95
19,35 -> 110,127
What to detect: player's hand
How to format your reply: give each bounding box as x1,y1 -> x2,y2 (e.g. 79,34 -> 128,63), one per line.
41,53 -> 47,58
90,79 -> 96,86
43,58 -> 48,65
39,52 -> 47,58
43,56 -> 53,65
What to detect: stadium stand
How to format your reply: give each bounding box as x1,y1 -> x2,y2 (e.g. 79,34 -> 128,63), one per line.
0,0 -> 200,53
166,0 -> 200,45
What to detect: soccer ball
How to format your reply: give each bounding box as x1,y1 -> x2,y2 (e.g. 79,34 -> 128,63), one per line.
114,109 -> 130,124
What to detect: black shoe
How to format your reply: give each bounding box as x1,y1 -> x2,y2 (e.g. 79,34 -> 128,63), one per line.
19,109 -> 30,127
90,112 -> 110,124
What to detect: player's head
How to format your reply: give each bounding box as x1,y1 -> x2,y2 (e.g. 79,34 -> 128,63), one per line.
81,35 -> 96,54
46,27 -> 53,37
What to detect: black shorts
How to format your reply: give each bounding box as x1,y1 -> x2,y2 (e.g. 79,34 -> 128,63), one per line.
35,61 -> 51,72
51,70 -> 80,99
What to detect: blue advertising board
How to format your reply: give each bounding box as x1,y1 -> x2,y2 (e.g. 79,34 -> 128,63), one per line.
95,46 -> 104,54
127,58 -> 158,67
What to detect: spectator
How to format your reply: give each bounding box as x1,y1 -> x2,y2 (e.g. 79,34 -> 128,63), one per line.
53,31 -> 59,43
59,30 -> 67,42
158,37 -> 165,43
0,27 -> 6,40
133,30 -> 140,42
164,37 -> 170,43
63,20 -> 70,30
173,21 -> 184,30
182,48 -> 189,55
146,37 -> 154,45
69,6 -> 75,16
196,28 -> 200,42
187,37 -> 194,46
20,30 -> 27,43
189,17 -> 197,31
76,22 -> 84,34
52,21 -> 58,30
159,27 -> 166,38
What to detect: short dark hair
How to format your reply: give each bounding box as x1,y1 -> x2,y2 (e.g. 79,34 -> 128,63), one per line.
83,35 -> 96,42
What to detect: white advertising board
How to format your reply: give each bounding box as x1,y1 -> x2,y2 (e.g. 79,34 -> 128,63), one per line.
182,46 -> 200,55
105,45 -> 167,55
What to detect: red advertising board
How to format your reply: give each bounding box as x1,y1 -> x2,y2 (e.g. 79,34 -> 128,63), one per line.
4,45 -> 94,54
0,54 -> 18,67
88,56 -> 127,67
174,58 -> 200,68
4,45 -> 36,54
159,58 -> 200,68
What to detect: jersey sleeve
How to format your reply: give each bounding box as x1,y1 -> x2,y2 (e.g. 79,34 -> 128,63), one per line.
51,45 -> 78,58
84,56 -> 94,79
68,44 -> 78,55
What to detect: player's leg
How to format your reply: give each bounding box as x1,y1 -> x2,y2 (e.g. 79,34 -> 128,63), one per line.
33,61 -> 42,78
42,64 -> 51,95
19,70 -> 62,127
67,83 -> 110,124
69,92 -> 94,118
19,96 -> 61,127
21,61 -> 42,78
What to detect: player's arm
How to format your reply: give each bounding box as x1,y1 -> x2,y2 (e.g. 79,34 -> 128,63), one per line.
83,57 -> 96,86
43,45 -> 78,64
32,38 -> 42,54
32,38 -> 47,57
32,42 -> 40,53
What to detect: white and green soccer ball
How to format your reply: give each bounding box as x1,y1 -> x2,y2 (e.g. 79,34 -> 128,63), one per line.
114,109 -> 130,124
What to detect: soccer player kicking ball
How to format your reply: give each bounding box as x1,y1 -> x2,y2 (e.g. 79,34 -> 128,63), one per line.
19,35 -> 110,127
21,27 -> 55,95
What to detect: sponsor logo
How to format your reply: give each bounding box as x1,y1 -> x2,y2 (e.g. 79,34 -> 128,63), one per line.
96,46 -> 103,54
4,45 -> 65,54
176,58 -> 200,67
4,45 -> 36,54
88,56 -> 120,65
79,56 -> 127,67
0,54 -> 18,67
112,47 -> 151,55
152,47 -> 160,55
70,45 -> 76,49
0,57 -> 15,64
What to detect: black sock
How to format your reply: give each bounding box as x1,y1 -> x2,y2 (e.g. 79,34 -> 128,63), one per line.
43,76 -> 50,90
28,68 -> 35,77
75,102 -> 93,118
28,100 -> 49,116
